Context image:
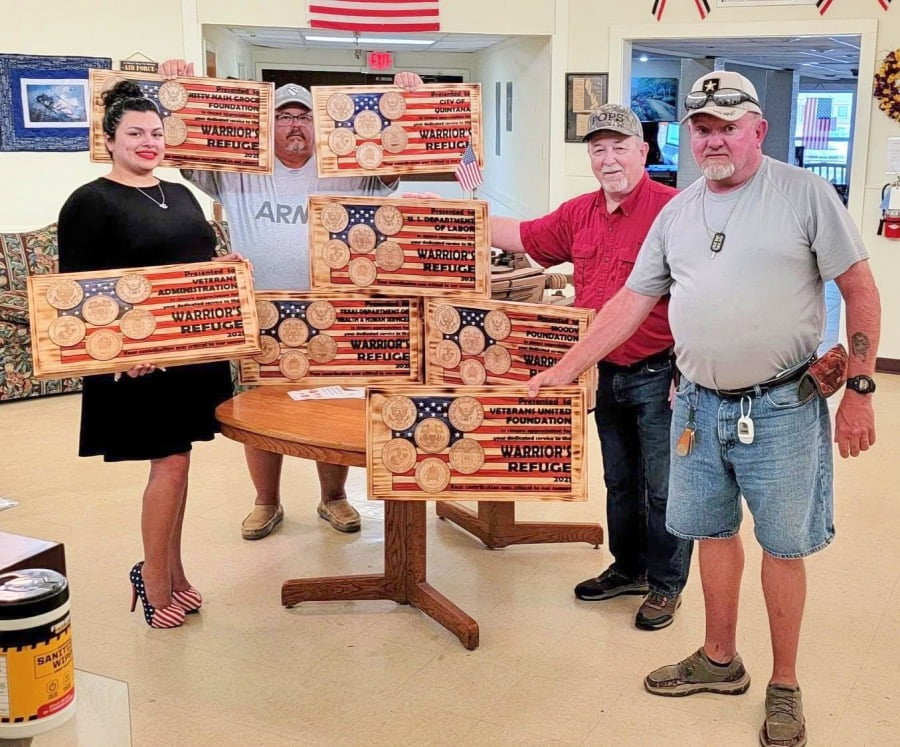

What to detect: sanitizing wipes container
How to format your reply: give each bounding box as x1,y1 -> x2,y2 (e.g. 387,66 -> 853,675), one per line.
0,569 -> 75,737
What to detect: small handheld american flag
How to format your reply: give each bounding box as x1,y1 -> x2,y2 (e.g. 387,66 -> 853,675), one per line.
455,144 -> 483,192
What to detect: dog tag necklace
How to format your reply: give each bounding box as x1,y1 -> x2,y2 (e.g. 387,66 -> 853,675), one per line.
701,174 -> 755,258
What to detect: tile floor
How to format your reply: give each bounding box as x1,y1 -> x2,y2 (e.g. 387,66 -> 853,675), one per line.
0,376 -> 898,746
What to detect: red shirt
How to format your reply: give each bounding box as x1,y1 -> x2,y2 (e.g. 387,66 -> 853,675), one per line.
520,173 -> 677,366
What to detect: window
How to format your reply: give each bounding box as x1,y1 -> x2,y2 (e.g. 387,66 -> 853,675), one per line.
795,91 -> 853,164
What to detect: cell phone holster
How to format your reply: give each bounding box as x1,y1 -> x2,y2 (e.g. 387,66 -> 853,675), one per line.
799,344 -> 848,399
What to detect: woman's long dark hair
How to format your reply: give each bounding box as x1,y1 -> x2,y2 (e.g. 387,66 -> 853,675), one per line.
101,80 -> 160,138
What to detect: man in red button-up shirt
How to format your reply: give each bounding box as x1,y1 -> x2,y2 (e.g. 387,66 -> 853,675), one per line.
491,103 -> 692,631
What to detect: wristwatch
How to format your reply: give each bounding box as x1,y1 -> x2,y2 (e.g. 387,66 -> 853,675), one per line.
846,375 -> 876,394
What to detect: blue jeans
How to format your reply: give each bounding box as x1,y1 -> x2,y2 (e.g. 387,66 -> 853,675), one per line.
594,354 -> 692,596
667,376 -> 834,558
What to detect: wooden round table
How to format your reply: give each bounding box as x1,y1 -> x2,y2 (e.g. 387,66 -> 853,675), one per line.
216,386 -> 479,649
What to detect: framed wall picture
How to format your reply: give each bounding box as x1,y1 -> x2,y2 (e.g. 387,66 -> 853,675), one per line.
565,73 -> 608,143
0,53 -> 112,151
631,77 -> 678,122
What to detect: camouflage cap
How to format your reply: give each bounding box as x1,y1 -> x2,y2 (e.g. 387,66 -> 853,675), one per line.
582,104 -> 643,142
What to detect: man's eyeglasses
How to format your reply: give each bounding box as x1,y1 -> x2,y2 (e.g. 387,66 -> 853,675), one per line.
275,113 -> 313,126
684,88 -> 760,111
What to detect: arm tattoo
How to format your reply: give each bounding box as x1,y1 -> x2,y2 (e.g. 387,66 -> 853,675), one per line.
851,332 -> 870,361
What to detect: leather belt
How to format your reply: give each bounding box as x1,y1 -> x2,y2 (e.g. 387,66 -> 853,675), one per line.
712,359 -> 813,400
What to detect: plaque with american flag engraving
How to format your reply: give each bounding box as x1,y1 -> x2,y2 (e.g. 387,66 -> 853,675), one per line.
312,83 -> 483,178
367,386 -> 587,502
89,70 -> 274,173
240,292 -> 423,386
423,298 -> 597,409
27,260 -> 260,378
309,195 -> 491,298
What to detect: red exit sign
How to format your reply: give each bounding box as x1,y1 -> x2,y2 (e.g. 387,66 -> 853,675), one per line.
366,51 -> 394,71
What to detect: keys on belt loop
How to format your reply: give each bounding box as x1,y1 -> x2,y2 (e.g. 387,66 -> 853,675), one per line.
676,405 -> 697,457
737,396 -> 754,445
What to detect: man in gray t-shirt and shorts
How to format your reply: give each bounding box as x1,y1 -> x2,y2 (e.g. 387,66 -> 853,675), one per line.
529,71 -> 880,747
161,59 -> 421,538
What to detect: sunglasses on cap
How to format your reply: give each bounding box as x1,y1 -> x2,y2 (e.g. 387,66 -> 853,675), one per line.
684,88 -> 760,110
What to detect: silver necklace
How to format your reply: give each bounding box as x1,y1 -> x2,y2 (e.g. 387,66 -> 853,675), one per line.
135,183 -> 168,209
700,173 -> 755,256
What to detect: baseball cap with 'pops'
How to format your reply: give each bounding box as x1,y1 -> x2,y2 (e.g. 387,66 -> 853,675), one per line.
582,104 -> 644,142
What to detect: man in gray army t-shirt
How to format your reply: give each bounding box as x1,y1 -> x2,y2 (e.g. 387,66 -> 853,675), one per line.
162,58 -> 421,538
529,71 -> 880,747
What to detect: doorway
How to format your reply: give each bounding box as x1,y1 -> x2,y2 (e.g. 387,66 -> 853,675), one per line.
611,18 -> 877,352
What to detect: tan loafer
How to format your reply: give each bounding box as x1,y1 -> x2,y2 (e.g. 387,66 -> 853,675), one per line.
317,498 -> 361,533
241,504 -> 284,540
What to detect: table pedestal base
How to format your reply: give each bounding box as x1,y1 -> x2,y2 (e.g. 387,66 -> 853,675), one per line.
282,501 -> 479,650
436,501 -> 603,550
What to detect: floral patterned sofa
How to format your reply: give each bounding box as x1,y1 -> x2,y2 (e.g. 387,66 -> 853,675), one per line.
0,221 -> 232,403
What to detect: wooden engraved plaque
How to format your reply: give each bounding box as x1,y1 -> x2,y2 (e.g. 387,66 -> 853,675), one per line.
28,261 -> 259,378
312,83 -> 483,178
309,195 -> 490,298
423,298 -> 597,408
367,386 -> 586,502
240,293 -> 423,386
89,70 -> 274,173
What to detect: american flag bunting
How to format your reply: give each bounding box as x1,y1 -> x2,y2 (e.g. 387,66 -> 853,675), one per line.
809,0 -> 889,13
651,0 -> 709,20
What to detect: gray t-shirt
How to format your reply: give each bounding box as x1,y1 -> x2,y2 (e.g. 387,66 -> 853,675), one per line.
627,156 -> 868,390
184,157 -> 395,290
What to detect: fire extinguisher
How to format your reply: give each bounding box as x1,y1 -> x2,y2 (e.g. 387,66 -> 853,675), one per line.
878,183 -> 900,238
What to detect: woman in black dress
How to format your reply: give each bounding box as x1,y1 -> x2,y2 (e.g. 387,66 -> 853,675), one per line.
58,81 -> 239,629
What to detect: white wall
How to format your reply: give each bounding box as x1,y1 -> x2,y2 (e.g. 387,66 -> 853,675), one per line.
0,0 -> 190,230
203,25 -> 253,78
471,36 -> 552,219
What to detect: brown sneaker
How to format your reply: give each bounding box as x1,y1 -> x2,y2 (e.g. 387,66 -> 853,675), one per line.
645,648 -> 751,697
241,504 -> 284,540
317,498 -> 361,533
760,684 -> 807,747
635,592 -> 682,630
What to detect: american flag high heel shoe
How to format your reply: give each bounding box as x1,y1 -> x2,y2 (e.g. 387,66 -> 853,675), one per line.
129,562 -> 185,629
171,586 -> 202,613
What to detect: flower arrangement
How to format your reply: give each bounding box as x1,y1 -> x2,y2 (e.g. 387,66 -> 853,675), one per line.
874,50 -> 900,122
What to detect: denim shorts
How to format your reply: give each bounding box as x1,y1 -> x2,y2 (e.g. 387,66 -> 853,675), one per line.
666,376 -> 834,558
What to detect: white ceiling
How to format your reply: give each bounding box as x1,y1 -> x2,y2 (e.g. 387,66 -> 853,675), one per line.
633,35 -> 860,82
225,27 -> 860,82
226,27 -> 508,53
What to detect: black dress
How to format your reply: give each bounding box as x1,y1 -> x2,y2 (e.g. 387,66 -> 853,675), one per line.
58,178 -> 234,462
